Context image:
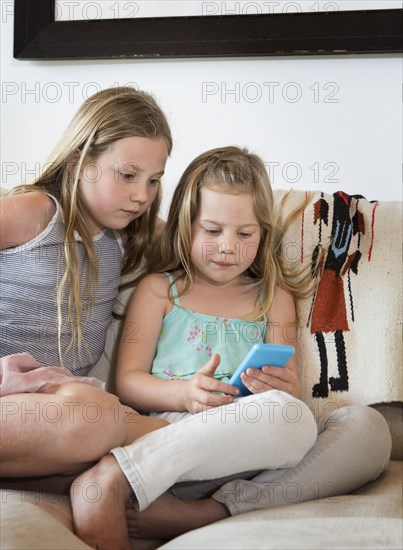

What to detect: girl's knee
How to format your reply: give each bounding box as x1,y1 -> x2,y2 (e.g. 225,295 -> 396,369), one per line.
327,404 -> 391,439
48,382 -> 110,402
352,405 -> 391,458
49,383 -> 128,420
49,385 -> 134,458
324,405 -> 392,476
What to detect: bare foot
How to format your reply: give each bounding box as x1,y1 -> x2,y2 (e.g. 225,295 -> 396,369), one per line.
126,494 -> 230,540
70,455 -> 133,550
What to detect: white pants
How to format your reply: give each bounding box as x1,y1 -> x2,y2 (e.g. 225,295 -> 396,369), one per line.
166,405 -> 392,515
111,390 -> 317,511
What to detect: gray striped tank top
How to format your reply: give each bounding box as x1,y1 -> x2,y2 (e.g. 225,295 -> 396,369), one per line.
0,194 -> 124,375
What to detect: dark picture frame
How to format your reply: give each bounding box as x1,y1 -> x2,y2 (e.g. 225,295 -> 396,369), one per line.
14,0 -> 403,60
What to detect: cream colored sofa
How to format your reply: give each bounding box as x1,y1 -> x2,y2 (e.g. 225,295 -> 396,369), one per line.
1,190 -> 402,549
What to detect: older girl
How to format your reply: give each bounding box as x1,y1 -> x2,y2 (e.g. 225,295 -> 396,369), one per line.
1,86 -> 173,474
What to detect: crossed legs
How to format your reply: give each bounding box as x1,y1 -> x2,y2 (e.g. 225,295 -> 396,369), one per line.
126,405 -> 392,541
72,390 -> 317,549
0,382 -> 168,478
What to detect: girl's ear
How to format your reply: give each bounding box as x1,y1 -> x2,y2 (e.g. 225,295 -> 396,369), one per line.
66,149 -> 81,173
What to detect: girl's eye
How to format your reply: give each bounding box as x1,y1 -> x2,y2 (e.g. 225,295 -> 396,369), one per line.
120,172 -> 136,182
204,229 -> 221,236
148,179 -> 160,187
238,232 -> 252,238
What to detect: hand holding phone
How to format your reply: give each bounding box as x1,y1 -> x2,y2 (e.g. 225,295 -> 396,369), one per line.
228,343 -> 295,397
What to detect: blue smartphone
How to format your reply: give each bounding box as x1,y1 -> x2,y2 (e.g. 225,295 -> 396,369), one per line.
228,343 -> 295,397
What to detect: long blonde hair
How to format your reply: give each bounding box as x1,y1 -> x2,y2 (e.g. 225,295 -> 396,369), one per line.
9,86 -> 172,364
149,146 -> 314,321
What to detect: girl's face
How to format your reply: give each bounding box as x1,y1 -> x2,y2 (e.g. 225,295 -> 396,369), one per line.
191,186 -> 261,285
78,136 -> 168,235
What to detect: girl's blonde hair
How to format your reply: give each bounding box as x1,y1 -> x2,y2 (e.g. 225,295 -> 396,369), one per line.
10,86 -> 172,364
150,146 -> 313,321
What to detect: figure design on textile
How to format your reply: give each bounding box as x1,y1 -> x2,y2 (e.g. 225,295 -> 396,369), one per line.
307,191 -> 378,398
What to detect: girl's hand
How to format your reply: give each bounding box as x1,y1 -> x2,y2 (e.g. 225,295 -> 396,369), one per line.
181,354 -> 240,414
240,364 -> 301,399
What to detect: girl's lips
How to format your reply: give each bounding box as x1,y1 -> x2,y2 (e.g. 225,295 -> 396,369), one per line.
213,261 -> 235,267
121,209 -> 139,216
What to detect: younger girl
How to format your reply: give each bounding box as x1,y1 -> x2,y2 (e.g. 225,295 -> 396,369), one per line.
116,146 -> 391,541
116,145 -> 308,413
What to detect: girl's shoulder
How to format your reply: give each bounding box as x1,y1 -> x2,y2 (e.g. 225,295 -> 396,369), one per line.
135,272 -> 173,301
268,285 -> 296,319
128,272 -> 174,318
0,190 -> 56,250
137,271 -> 182,307
155,216 -> 166,237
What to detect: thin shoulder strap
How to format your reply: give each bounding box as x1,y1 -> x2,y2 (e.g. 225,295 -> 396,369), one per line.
258,291 -> 268,322
164,272 -> 181,305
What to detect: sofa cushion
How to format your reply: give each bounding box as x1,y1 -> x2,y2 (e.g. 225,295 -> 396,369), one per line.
0,492 -> 89,549
161,518 -> 402,549
0,489 -> 160,550
0,461 -> 401,550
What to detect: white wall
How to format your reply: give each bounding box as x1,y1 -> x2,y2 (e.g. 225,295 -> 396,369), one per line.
1,1 -> 402,218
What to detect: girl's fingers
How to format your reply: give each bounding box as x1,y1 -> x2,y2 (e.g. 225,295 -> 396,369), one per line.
248,366 -> 293,385
200,388 -> 233,406
243,379 -> 275,395
198,353 -> 221,376
241,372 -> 274,393
202,376 -> 239,396
241,368 -> 292,394
192,392 -> 232,414
261,365 -> 292,380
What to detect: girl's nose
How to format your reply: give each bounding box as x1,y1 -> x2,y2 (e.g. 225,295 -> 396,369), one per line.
130,181 -> 148,204
219,241 -> 236,254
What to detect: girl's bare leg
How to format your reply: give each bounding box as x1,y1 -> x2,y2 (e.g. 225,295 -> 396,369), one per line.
70,455 -> 133,550
126,495 -> 229,540
71,463 -> 229,549
0,383 -> 167,477
71,459 -> 229,550
1,383 -> 168,549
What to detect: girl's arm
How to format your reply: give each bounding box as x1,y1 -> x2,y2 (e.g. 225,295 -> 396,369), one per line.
0,191 -> 55,250
116,274 -> 176,412
240,286 -> 302,399
116,275 -> 237,414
